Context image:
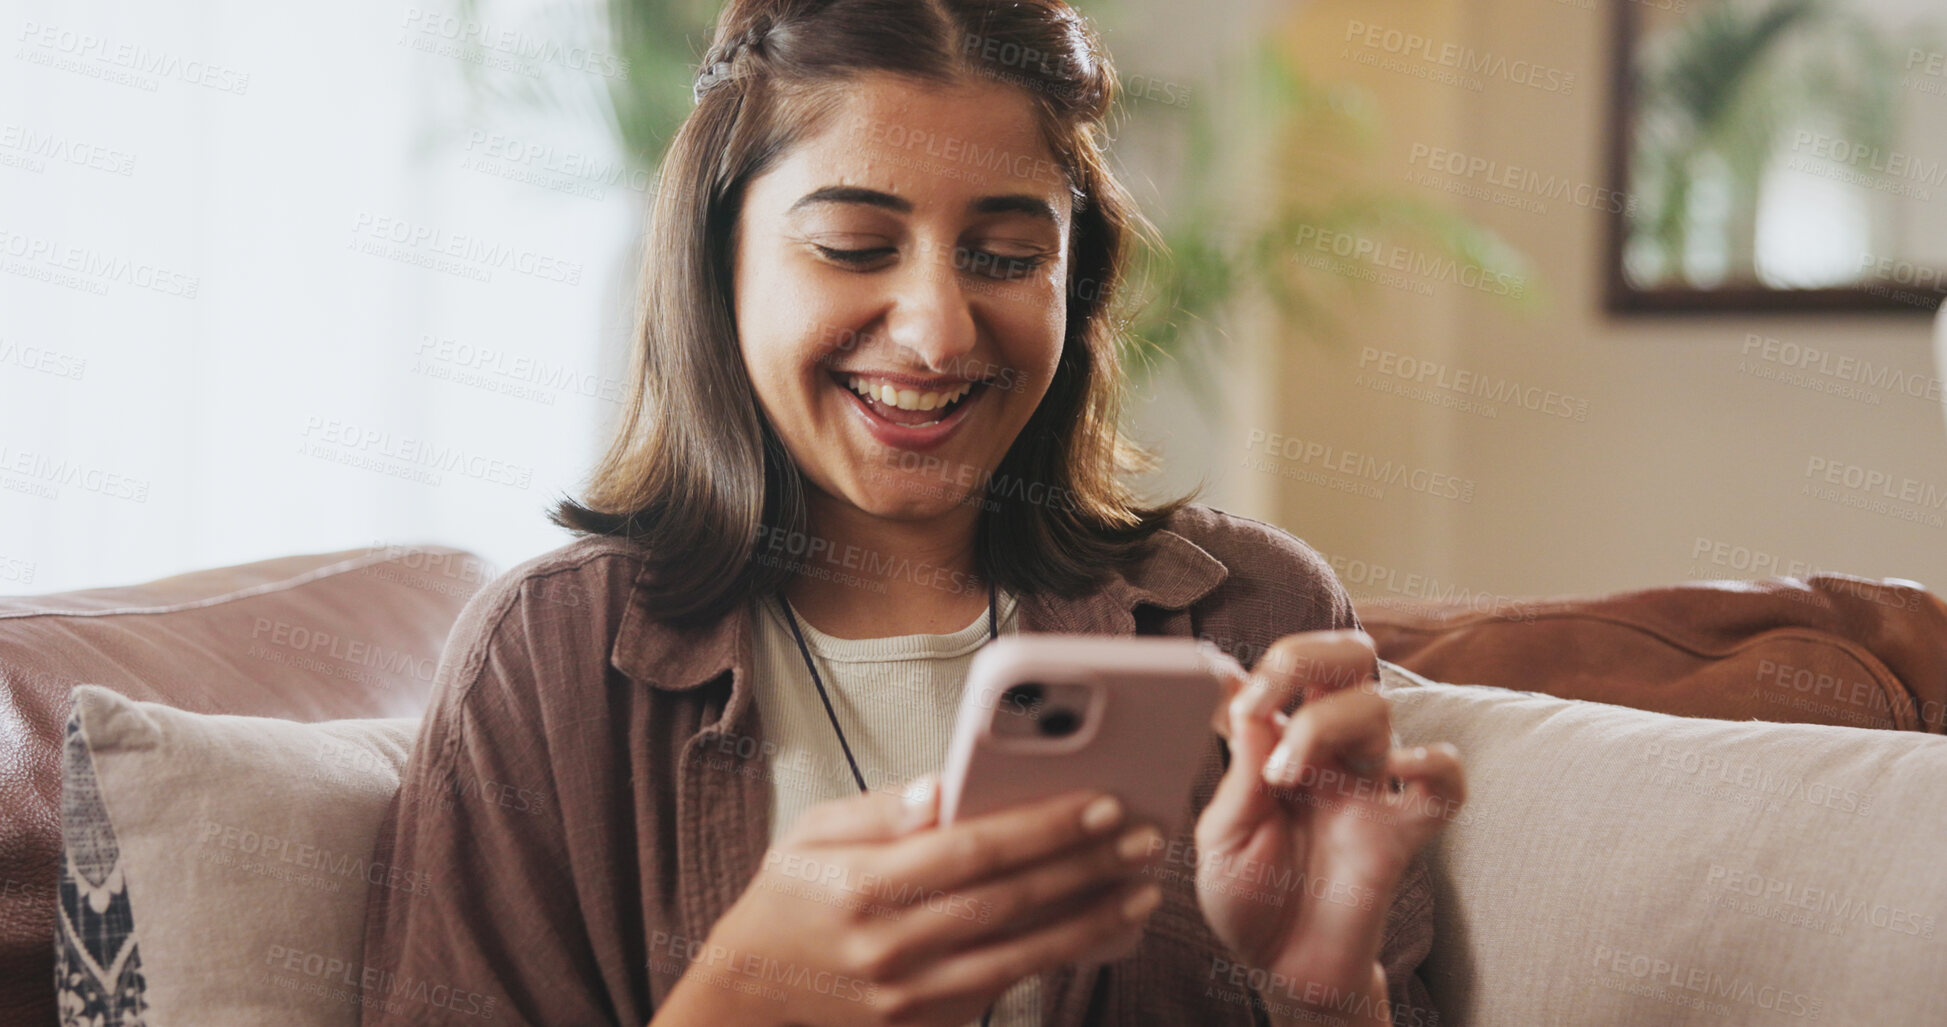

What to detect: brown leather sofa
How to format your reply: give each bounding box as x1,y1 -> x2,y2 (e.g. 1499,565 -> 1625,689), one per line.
1359,573 -> 1947,734
3,549 -> 1942,1023
0,546 -> 487,1026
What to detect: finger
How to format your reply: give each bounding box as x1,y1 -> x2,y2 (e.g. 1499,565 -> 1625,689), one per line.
1210,659 -> 1251,739
1385,742 -> 1467,847
876,787 -> 1126,895
886,877 -> 1162,1011
1197,678 -> 1285,855
863,822 -> 1162,977
787,774 -> 940,847
1206,632 -> 1372,836
1232,630 -> 1378,726
1262,688 -> 1392,792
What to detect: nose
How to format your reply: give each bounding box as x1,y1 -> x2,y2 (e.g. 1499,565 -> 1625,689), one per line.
882,239 -> 978,372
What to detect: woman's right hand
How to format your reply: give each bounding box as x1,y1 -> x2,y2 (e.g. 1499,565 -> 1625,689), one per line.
659,776 -> 1167,1027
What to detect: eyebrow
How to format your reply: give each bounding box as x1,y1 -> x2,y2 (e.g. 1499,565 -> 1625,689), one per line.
786,185 -> 1060,224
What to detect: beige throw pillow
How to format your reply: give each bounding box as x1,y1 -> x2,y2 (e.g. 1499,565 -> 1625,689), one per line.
57,684 -> 424,1027
1378,662 -> 1947,1026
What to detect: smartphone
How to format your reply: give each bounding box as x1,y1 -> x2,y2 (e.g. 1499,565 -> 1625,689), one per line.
939,633 -> 1239,838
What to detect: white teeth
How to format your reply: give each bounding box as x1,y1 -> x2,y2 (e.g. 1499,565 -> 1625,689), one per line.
845,376 -> 976,413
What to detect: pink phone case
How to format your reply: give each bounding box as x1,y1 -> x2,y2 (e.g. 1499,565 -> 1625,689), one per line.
937,634 -> 1237,960
939,635 -> 1237,959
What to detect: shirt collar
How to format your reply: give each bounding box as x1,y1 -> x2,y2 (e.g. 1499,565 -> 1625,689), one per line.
611,525 -> 1230,691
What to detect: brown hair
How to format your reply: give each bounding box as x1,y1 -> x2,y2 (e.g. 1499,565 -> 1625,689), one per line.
549,0 -> 1189,624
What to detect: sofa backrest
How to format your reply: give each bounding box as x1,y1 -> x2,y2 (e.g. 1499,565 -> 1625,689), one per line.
52,664 -> 1947,1027
0,545 -> 487,1027
1358,574 -> 1947,734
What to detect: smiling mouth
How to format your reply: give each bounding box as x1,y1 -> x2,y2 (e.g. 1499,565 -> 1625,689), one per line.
834,372 -> 986,428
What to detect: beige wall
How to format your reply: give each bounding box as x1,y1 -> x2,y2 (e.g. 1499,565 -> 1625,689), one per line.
1171,0 -> 1947,603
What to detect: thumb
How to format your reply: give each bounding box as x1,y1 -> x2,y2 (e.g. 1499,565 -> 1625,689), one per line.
789,773 -> 939,845
895,772 -> 940,834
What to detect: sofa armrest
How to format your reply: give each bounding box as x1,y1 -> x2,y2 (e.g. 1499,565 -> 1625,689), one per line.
0,544 -> 487,1027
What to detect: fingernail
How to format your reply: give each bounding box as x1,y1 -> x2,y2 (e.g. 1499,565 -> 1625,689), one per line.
1121,883 -> 1163,922
1117,825 -> 1162,863
898,775 -> 936,831
1082,795 -> 1123,834
1233,680 -> 1270,720
1265,742 -> 1295,784
1228,692 -> 1253,723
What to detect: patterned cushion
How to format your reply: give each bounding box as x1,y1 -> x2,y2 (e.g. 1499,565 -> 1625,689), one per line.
57,716 -> 148,1025
55,685 -> 419,1026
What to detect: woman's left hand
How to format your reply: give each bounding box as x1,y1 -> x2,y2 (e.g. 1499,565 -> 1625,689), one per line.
1193,631 -> 1465,1027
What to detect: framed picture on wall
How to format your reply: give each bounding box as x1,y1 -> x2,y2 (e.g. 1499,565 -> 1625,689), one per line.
1606,0 -> 1947,314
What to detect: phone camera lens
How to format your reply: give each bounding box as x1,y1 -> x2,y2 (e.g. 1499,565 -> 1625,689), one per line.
1037,708 -> 1081,737
1002,683 -> 1044,713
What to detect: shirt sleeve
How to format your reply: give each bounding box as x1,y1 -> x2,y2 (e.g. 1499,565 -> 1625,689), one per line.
1205,511 -> 1441,1027
1311,551 -> 1442,1027
1296,540 -> 1443,1027
358,573 -> 620,1026
1379,851 -> 1439,1027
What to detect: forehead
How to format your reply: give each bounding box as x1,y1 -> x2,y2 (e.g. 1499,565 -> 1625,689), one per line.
761,73 -> 1073,214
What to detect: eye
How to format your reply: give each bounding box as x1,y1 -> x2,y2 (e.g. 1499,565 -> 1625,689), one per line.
812,244 -> 896,267
956,248 -> 1050,281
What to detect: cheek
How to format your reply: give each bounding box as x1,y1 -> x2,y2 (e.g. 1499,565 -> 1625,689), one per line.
738,281 -> 839,409
768,273 -> 878,383
996,287 -> 1067,401
738,336 -> 791,417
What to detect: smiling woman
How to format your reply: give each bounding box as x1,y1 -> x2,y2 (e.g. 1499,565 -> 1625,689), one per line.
547,0 -> 1174,632
357,2 -> 1463,1027
728,72 -> 1096,637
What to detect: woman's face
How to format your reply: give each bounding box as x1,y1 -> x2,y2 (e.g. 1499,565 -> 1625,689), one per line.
732,71 -> 1072,527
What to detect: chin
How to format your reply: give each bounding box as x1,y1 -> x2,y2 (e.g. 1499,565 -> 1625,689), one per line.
844,476 -> 981,522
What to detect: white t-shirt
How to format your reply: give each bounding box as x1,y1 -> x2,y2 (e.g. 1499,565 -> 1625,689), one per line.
750,588 -> 1042,1027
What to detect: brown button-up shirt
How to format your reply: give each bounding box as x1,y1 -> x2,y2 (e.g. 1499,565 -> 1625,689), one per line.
358,504 -> 1437,1026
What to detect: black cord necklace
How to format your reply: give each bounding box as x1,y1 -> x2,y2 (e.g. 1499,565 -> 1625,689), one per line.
775,576 -> 1001,1027
777,577 -> 999,793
